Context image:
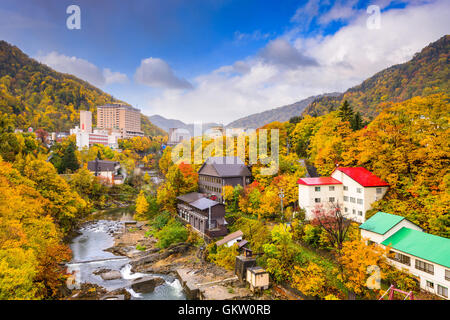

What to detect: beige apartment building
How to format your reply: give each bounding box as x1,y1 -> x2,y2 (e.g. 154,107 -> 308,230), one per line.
97,104 -> 143,138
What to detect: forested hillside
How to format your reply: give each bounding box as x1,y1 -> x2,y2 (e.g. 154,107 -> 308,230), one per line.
303,35 -> 450,119
0,41 -> 165,136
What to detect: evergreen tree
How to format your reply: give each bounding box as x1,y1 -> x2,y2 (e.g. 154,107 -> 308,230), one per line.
337,100 -> 354,123
60,141 -> 79,173
350,112 -> 364,131
289,116 -> 303,124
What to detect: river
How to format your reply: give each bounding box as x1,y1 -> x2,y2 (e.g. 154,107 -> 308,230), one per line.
66,207 -> 186,300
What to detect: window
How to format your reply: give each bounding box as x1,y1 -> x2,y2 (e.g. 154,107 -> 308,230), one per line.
446,270 -> 450,281
315,186 -> 321,192
376,188 -> 383,194
329,197 -> 335,202
352,209 -> 356,215
426,281 -> 434,289
357,198 -> 363,205
350,197 -> 356,203
343,186 -> 348,191
358,211 -> 363,216
344,196 -> 349,202
437,285 -> 448,298
344,207 -> 348,212
315,198 -> 321,203
390,251 -> 411,266
329,186 -> 335,191
357,188 -> 362,193
415,259 -> 434,275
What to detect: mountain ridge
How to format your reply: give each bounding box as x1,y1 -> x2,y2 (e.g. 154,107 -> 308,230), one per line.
148,114 -> 222,136
226,93 -> 340,128
303,35 -> 450,118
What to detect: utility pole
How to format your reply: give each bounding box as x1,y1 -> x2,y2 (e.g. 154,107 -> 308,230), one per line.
279,188 -> 285,222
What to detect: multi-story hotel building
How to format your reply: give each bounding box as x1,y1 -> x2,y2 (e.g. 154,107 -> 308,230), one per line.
97,104 -> 143,138
298,167 -> 389,223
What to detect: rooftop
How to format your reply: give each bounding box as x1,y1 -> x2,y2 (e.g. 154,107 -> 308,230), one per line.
334,167 -> 389,187
216,230 -> 244,246
381,227 -> 450,268
176,192 -> 205,203
199,156 -> 251,177
190,197 -> 220,210
87,159 -> 120,172
359,211 -> 407,235
297,177 -> 342,186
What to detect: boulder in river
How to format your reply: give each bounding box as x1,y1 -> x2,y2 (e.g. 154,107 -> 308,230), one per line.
131,276 -> 165,293
100,270 -> 122,281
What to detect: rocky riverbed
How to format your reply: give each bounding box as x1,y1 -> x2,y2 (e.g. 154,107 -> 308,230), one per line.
65,218 -> 185,300
66,209 -> 276,300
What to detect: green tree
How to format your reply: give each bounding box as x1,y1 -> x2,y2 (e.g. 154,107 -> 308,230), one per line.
60,141 -> 79,173
337,100 -> 354,123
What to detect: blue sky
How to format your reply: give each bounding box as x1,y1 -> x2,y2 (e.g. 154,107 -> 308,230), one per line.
0,0 -> 448,124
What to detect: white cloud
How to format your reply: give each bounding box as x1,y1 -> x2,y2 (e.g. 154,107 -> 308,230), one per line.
145,0 -> 449,125
103,68 -> 129,85
36,52 -> 128,87
134,57 -> 192,89
259,38 -> 318,67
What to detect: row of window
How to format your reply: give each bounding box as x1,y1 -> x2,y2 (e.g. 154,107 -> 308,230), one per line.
426,281 -> 448,298
200,175 -> 222,184
315,185 -> 384,195
314,197 -> 334,203
314,186 -> 335,192
344,207 -> 363,216
343,196 -> 364,205
201,184 -> 222,194
390,251 -> 450,294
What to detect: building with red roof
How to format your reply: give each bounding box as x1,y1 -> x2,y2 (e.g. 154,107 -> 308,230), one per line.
298,167 -> 389,223
332,167 -> 389,187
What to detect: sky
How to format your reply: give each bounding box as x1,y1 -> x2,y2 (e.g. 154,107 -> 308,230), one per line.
0,0 -> 448,125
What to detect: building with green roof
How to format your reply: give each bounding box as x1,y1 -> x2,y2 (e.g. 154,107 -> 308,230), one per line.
360,212 -> 449,300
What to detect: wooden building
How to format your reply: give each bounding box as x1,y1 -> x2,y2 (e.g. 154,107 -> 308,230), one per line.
198,156 -> 251,203
176,192 -> 228,238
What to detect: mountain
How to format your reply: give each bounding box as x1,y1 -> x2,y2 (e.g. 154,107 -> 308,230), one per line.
303,35 -> 450,118
149,114 -> 221,136
0,40 -> 165,136
226,93 -> 340,128
148,115 -> 188,133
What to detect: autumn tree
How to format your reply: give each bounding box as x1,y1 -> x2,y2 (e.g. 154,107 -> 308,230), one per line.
134,190 -> 150,221
263,224 -> 299,282
310,202 -> 351,255
338,239 -> 389,298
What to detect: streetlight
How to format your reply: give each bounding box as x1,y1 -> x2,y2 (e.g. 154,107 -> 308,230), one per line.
279,188 -> 285,222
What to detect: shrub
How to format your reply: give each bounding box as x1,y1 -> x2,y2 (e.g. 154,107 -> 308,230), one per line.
302,224 -> 321,247
208,244 -> 239,271
151,211 -> 171,230
136,244 -> 146,251
155,219 -> 188,249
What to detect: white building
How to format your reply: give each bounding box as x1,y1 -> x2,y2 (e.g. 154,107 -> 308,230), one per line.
298,167 -> 389,223
360,212 -> 450,300
70,110 -> 121,150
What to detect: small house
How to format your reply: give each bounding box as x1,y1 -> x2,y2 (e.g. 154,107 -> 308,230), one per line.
246,267 -> 270,292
